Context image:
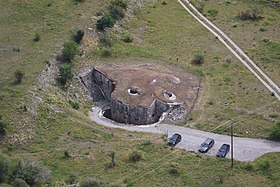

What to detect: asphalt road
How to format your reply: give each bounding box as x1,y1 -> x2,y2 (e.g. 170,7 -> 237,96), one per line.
89,107 -> 280,161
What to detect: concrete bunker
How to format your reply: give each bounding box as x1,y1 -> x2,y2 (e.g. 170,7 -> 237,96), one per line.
80,63 -> 201,125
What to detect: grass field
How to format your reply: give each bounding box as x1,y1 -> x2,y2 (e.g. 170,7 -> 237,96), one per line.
0,0 -> 280,186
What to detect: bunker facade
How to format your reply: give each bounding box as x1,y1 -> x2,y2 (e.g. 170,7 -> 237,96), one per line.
80,64 -> 201,125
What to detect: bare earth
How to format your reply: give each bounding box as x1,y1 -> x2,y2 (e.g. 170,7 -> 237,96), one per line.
89,107 -> 280,161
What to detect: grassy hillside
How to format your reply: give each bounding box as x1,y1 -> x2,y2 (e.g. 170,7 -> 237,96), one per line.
0,0 -> 280,186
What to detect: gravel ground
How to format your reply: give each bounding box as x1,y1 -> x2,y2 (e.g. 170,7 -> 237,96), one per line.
89,107 -> 280,161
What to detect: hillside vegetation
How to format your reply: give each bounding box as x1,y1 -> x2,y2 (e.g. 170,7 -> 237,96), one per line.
0,0 -> 280,186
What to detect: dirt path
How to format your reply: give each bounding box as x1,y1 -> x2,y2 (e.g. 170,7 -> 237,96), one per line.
89,107 -> 280,161
178,0 -> 280,101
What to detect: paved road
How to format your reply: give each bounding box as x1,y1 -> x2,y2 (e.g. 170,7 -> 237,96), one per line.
89,107 -> 280,161
178,0 -> 280,101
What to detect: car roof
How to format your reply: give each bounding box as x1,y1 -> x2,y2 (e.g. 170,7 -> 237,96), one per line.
204,138 -> 214,144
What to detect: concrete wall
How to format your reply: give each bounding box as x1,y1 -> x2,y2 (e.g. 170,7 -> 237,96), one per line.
85,68 -> 170,125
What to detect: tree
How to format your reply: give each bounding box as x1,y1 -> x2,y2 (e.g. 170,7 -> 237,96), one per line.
111,0 -> 128,10
270,121 -> 280,141
0,153 -> 9,183
192,51 -> 206,65
12,178 -> 29,187
62,42 -> 79,62
96,15 -> 115,31
0,118 -> 7,136
14,70 -> 24,84
74,30 -> 84,44
12,160 -> 51,186
80,178 -> 101,187
109,5 -> 125,20
57,64 -> 73,86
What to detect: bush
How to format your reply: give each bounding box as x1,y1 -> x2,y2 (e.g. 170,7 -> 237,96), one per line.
111,0 -> 128,10
99,33 -> 113,47
64,151 -> 71,158
129,151 -> 142,162
12,160 -> 51,186
80,178 -> 101,187
0,153 -> 9,182
0,120 -> 7,136
122,34 -> 133,43
69,100 -> 80,110
74,30 -> 85,44
270,121 -> 280,140
101,49 -> 112,57
62,41 -> 79,62
96,15 -> 115,31
192,51 -> 206,65
57,64 -> 74,86
33,33 -> 40,42
12,178 -> 29,187
207,9 -> 218,17
241,162 -> 254,171
256,160 -> 270,174
14,70 -> 24,84
237,8 -> 263,21
109,5 -> 125,20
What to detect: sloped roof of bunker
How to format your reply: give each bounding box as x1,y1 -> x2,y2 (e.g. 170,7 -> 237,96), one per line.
95,63 -> 201,108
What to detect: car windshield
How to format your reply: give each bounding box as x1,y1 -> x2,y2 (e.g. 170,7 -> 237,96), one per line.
201,143 -> 208,147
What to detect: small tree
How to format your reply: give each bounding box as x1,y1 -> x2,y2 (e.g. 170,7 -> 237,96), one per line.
12,160 -> 51,186
14,70 -> 24,84
80,178 -> 101,187
111,0 -> 128,10
74,30 -> 84,44
109,4 -> 125,20
0,153 -> 9,183
58,64 -> 74,86
62,41 -> 79,62
96,15 -> 115,31
192,51 -> 206,65
0,120 -> 7,136
270,121 -> 280,141
129,151 -> 142,162
33,33 -> 40,42
12,178 -> 29,187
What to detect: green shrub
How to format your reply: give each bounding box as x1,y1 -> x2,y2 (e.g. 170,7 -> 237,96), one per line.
62,41 -> 79,62
12,178 -> 29,187
256,160 -> 270,174
270,121 -> 280,140
57,64 -> 74,86
14,70 -> 24,84
96,15 -> 115,31
64,151 -> 71,158
207,9 -> 218,17
111,0 -> 128,10
0,153 -> 9,182
168,163 -> 180,176
65,174 -> 77,184
0,120 -> 7,136
74,30 -> 85,44
69,100 -> 80,110
162,1 -> 167,5
122,34 -> 133,43
241,162 -> 254,171
237,8 -> 263,21
109,5 -> 125,20
12,160 -> 51,186
80,178 -> 101,187
99,33 -> 113,47
101,49 -> 112,57
192,51 -> 206,65
33,33 -> 40,42
129,151 -> 142,162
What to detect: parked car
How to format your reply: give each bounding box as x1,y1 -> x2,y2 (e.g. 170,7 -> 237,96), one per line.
168,133 -> 182,146
216,144 -> 230,158
199,138 -> 215,153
